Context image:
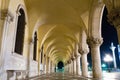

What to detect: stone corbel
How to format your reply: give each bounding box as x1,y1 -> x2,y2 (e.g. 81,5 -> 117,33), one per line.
0,10 -> 8,20
7,11 -> 14,23
87,37 -> 103,48
0,10 -> 14,22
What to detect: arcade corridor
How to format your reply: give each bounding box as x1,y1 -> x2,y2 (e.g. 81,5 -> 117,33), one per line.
1,0 -> 120,80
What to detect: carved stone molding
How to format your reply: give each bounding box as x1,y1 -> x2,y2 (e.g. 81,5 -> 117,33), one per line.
107,8 -> 120,28
87,37 -> 103,47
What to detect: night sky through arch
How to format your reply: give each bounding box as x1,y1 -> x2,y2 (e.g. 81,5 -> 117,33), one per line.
87,7 -> 120,68
101,7 -> 119,68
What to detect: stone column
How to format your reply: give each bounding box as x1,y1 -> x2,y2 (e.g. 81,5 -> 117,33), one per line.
110,43 -> 117,69
52,62 -> 54,73
81,49 -> 89,77
73,58 -> 76,74
44,56 -> 46,74
71,60 -> 73,74
50,61 -> 52,73
26,39 -> 33,77
76,55 -> 81,75
75,43 -> 81,75
46,57 -> 48,74
69,62 -> 71,73
68,61 -> 71,73
48,58 -> 51,73
42,54 -> 45,74
87,37 -> 103,78
72,58 -> 74,74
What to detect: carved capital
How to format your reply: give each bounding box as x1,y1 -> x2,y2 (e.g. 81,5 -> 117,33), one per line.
67,60 -> 71,64
71,57 -> 75,61
107,8 -> 120,28
87,37 -> 103,47
78,48 -> 89,55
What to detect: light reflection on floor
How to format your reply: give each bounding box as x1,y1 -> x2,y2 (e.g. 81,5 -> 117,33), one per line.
24,72 -> 120,80
102,72 -> 120,80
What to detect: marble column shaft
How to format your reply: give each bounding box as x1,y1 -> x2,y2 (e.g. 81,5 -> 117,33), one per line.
81,53 -> 88,77
73,59 -> 76,74
76,55 -> 81,75
87,37 -> 103,78
46,57 -> 49,74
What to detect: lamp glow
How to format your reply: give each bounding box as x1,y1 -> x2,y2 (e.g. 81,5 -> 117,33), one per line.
104,54 -> 113,62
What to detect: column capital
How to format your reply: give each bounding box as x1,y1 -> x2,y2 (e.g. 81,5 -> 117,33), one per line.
71,57 -> 75,61
76,54 -> 81,58
78,47 -> 89,55
107,8 -> 120,28
87,37 -> 103,47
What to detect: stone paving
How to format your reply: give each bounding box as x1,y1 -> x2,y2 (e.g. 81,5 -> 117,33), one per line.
22,72 -> 120,80
28,73 -> 92,80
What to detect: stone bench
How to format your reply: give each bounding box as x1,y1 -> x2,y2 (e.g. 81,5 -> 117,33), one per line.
7,70 -> 27,80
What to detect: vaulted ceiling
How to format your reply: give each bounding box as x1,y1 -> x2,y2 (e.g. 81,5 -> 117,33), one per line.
24,0 -> 93,64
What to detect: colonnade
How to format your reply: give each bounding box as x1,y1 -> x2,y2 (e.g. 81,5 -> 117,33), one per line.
64,38 -> 103,78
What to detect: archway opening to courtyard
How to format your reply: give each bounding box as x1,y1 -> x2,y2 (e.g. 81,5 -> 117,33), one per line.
57,61 -> 64,72
101,6 -> 119,70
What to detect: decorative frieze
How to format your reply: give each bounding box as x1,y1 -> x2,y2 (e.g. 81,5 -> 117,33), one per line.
87,37 -> 103,47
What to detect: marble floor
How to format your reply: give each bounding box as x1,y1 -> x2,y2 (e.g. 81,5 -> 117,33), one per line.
22,72 -> 120,80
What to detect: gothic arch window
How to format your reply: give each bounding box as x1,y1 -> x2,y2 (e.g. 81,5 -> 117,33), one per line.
33,32 -> 37,61
14,8 -> 26,55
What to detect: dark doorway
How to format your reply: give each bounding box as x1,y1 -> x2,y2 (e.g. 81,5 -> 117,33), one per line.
57,61 -> 64,69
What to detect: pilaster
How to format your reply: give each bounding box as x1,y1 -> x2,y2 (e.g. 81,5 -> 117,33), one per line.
0,10 -> 14,80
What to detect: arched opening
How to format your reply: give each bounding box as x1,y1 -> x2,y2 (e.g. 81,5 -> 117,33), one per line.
14,8 -> 26,55
57,61 -> 64,72
33,32 -> 37,61
101,7 -> 119,70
